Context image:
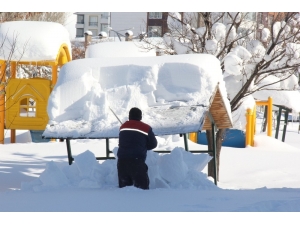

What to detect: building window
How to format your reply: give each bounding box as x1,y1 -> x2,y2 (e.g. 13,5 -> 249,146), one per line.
101,12 -> 109,19
101,24 -> 109,33
89,16 -> 98,26
257,12 -> 263,25
268,15 -> 274,27
76,28 -> 84,37
90,29 -> 98,36
20,97 -> 36,117
149,12 -> 162,19
77,14 -> 84,24
148,26 -> 162,37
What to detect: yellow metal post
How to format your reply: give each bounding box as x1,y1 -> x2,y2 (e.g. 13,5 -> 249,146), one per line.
245,108 -> 253,146
253,105 -> 256,135
251,105 -> 256,146
0,62 -> 6,144
256,97 -> 273,137
51,65 -> 58,89
10,61 -> 17,79
189,132 -> 197,143
250,108 -> 254,146
267,97 -> 273,137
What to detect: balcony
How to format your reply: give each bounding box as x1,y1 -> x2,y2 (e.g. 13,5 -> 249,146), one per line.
101,14 -> 109,19
89,22 -> 98,26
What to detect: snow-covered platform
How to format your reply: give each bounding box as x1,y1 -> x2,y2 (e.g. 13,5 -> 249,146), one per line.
43,54 -> 232,139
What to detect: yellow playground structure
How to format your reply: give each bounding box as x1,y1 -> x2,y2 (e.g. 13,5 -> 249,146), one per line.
0,21 -> 72,144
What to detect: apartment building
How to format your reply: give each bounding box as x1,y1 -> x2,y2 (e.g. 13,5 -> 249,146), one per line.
75,12 -> 110,37
75,12 -> 278,41
75,12 -> 169,38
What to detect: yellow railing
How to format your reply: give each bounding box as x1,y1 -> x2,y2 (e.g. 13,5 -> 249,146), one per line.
246,97 -> 273,147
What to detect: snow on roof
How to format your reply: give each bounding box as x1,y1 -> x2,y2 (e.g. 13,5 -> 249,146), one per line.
85,41 -> 156,58
0,21 -> 71,62
43,54 -> 231,138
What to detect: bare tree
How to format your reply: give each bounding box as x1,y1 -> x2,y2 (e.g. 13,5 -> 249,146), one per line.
139,12 -> 300,181
0,30 -> 28,143
0,12 -> 69,25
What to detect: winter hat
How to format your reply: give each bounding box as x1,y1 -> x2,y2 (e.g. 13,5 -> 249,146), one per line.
129,107 -> 142,121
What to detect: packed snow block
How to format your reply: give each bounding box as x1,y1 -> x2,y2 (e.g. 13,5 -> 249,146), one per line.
158,148 -> 189,184
73,150 -> 99,178
198,129 -> 245,148
43,54 -> 232,139
39,161 -> 69,187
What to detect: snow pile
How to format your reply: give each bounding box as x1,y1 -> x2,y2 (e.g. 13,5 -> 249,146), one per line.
21,147 -> 215,191
43,54 -> 231,138
0,21 -> 71,61
85,42 -> 156,58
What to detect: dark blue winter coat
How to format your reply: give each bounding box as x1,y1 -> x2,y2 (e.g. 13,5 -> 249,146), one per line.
117,120 -> 157,161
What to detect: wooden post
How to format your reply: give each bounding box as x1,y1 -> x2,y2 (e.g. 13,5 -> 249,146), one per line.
11,129 -> 16,143
10,62 -> 17,143
84,32 -> 92,50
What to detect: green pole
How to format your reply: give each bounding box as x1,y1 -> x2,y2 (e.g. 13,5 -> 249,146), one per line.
66,138 -> 73,165
282,110 -> 289,142
106,138 -> 110,158
212,123 -> 217,185
183,133 -> 189,151
275,107 -> 282,139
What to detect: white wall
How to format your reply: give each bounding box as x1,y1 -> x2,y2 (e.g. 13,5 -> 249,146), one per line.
65,13 -> 77,40
110,12 -> 147,38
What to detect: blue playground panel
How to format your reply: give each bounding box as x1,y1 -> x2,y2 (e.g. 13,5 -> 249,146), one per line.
197,129 -> 245,148
30,130 -> 50,143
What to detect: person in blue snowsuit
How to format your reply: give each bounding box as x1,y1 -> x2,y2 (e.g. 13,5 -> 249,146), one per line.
117,107 -> 157,190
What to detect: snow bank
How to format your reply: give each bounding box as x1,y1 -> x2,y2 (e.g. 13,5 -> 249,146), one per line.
85,42 -> 156,58
0,21 -> 71,61
253,90 -> 300,112
21,148 -> 215,191
43,54 -> 231,138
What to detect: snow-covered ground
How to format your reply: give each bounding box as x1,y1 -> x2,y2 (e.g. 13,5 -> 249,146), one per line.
1,119 -> 300,219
